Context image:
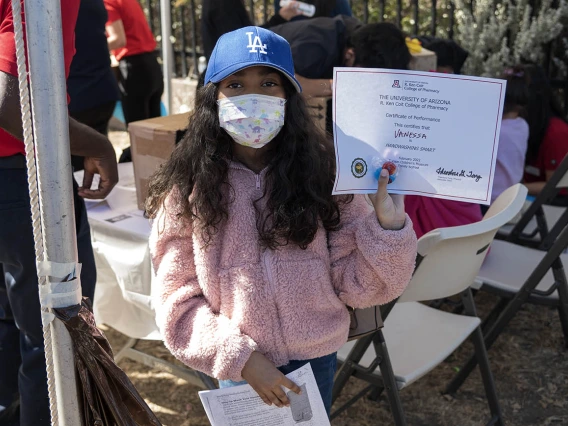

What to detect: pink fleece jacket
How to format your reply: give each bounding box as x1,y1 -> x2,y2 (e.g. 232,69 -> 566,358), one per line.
150,161 -> 417,382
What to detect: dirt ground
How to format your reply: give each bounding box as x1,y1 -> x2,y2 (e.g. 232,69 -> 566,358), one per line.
102,292 -> 567,426
105,130 -> 568,426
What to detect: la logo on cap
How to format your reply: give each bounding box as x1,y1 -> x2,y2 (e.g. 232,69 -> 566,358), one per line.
246,32 -> 267,54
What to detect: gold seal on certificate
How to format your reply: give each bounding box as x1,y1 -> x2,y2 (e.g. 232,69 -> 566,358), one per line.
331,68 -> 506,205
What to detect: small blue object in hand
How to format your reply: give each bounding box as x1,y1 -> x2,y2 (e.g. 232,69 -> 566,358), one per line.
372,157 -> 398,184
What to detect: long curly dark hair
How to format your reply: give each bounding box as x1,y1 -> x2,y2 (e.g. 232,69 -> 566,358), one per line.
146,76 -> 351,249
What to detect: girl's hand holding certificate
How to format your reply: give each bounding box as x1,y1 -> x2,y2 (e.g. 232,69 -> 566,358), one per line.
369,169 -> 406,231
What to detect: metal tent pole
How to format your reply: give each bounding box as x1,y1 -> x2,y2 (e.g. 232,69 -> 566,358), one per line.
23,0 -> 81,423
160,0 -> 173,114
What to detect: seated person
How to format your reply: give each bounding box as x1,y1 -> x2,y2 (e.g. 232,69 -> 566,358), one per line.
404,40 -> 483,236
522,64 -> 568,202
405,196 -> 483,239
417,35 -> 469,74
491,66 -> 529,204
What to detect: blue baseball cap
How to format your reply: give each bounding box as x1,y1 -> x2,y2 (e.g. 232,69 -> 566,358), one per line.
205,26 -> 302,93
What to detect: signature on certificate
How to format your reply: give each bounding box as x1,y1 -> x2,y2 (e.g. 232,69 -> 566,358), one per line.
436,167 -> 483,182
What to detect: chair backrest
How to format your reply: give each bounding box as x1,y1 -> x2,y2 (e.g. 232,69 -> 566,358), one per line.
510,155 -> 568,246
398,184 -> 528,303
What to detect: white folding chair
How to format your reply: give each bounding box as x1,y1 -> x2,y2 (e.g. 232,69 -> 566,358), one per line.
497,203 -> 565,242
332,184 -> 528,426
496,154 -> 568,248
447,173 -> 568,394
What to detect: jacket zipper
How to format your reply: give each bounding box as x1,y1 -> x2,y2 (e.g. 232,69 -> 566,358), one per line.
228,162 -> 265,191
263,250 -> 275,293
263,249 -> 287,360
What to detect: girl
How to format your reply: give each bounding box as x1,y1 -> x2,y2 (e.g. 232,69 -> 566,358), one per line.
491,65 -> 530,204
147,26 -> 416,415
522,64 -> 568,200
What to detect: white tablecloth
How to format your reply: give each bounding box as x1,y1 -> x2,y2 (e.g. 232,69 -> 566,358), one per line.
76,163 -> 160,340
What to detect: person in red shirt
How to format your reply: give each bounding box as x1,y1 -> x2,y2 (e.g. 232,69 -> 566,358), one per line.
104,0 -> 163,162
523,63 -> 568,201
0,1 -> 117,424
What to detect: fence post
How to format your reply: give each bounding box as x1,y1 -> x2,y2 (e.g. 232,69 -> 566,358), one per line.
190,0 -> 199,77
413,0 -> 419,34
431,0 -> 438,36
180,6 -> 188,77
448,0 -> 455,39
147,0 -> 155,33
161,0 -> 173,113
249,0 -> 255,23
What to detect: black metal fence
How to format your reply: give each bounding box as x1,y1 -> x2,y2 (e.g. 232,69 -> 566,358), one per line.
144,0 -> 467,79
143,0 -> 566,112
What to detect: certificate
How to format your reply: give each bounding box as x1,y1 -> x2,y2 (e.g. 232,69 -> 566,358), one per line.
199,364 -> 330,426
332,68 -> 506,204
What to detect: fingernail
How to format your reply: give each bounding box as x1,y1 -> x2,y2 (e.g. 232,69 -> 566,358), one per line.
381,169 -> 389,177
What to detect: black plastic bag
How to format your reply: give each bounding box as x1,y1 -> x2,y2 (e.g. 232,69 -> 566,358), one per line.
53,299 -> 162,426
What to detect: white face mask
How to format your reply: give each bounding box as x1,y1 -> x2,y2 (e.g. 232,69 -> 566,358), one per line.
217,94 -> 286,148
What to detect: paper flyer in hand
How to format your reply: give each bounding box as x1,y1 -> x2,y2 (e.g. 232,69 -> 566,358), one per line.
198,363 -> 330,426
332,68 -> 507,204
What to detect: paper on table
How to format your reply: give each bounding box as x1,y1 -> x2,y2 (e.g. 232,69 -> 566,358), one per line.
74,162 -> 137,211
332,68 -> 506,204
199,364 -> 330,426
74,164 -> 151,237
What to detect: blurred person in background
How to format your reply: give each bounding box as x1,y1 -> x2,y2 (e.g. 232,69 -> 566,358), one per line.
202,0 -> 349,60
69,0 -> 120,171
403,42 -> 484,236
417,36 -> 468,74
522,64 -> 568,201
488,65 -> 529,208
104,0 -> 164,162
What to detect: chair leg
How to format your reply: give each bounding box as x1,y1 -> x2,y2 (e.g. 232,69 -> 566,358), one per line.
558,301 -> 568,348
330,384 -> 373,421
453,289 -> 504,425
367,385 -> 384,401
332,334 -> 374,404
446,286 -> 532,394
373,331 -> 407,426
480,297 -> 510,334
470,326 -> 504,426
545,256 -> 568,347
114,337 -> 138,363
555,272 -> 568,347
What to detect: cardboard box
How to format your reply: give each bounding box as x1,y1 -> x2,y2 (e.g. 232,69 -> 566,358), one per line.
409,47 -> 437,72
129,113 -> 190,210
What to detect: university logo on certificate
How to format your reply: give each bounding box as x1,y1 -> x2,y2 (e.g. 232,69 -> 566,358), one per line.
332,68 -> 506,205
